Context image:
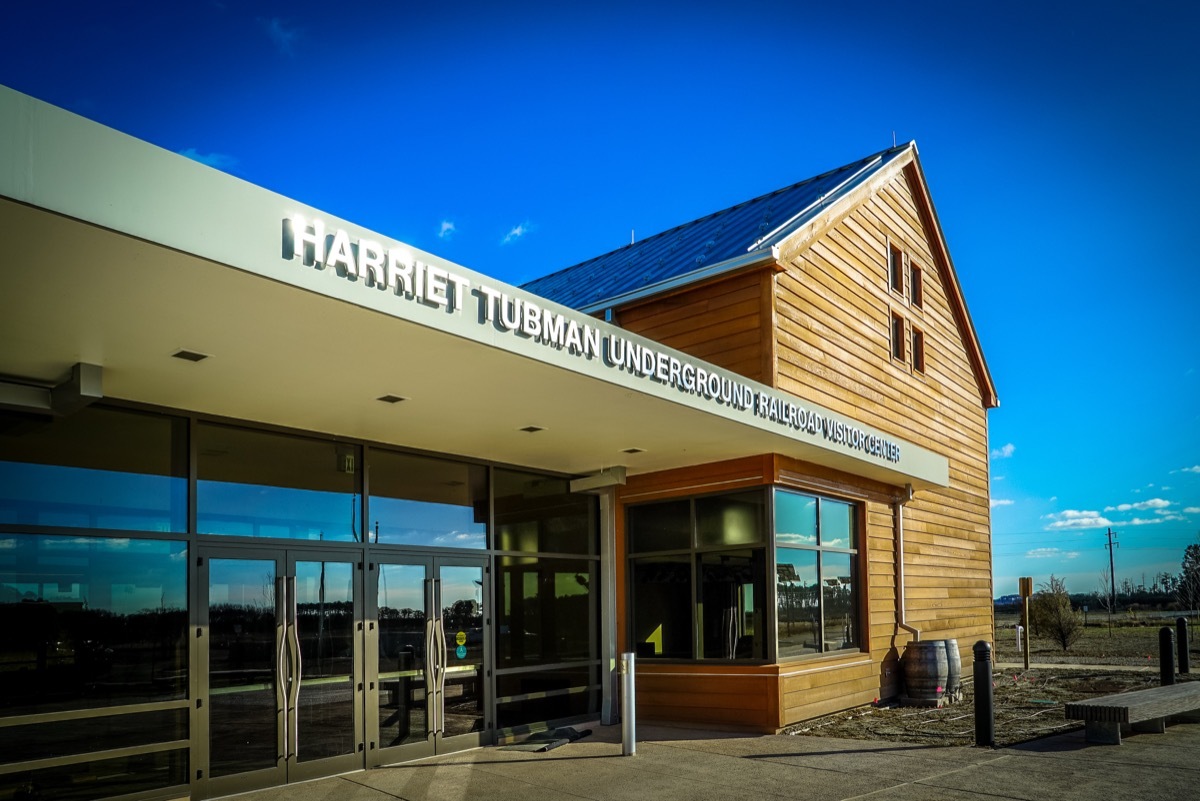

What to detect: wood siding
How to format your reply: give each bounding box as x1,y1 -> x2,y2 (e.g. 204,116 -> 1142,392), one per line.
610,165 -> 991,732
615,268 -> 772,384
771,166 -> 992,726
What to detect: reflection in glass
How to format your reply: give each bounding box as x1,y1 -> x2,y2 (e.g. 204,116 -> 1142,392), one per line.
369,451 -> 486,548
0,407 -> 187,532
208,559 -> 277,778
630,556 -> 692,659
377,564 -> 427,748
197,423 -> 361,541
696,491 -> 764,547
0,534 -> 187,715
495,557 -> 594,668
699,549 -> 765,659
774,489 -> 861,659
626,500 -> 690,554
819,499 -> 855,548
0,748 -> 187,801
296,560 -> 356,762
774,490 -> 817,546
494,470 -> 595,554
439,565 -> 484,737
775,549 -> 819,658
822,551 -> 856,651
1,709 -> 187,765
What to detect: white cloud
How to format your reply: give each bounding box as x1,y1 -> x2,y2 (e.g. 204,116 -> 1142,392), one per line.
438,220 -> 456,240
261,17 -> 300,55
1044,510 -> 1112,530
1104,498 -> 1171,512
1049,496 -> 1058,502
1185,507 -> 1200,514
502,221 -> 532,245
178,148 -> 238,169
1124,516 -> 1178,526
1182,466 -> 1200,474
990,499 -> 1014,508
1027,547 -> 1080,560
990,443 -> 1015,459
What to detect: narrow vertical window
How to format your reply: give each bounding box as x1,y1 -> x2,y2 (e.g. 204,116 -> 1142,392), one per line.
891,312 -> 905,360
913,328 -> 925,373
888,244 -> 904,294
911,263 -> 923,307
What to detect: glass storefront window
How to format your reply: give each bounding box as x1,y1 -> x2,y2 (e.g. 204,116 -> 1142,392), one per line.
0,407 -> 187,532
197,423 -> 361,541
696,491 -> 764,547
775,548 -> 819,658
0,534 -> 188,715
368,450 -> 487,548
698,549 -> 765,659
627,499 -> 689,553
0,748 -> 187,801
494,470 -> 595,555
774,489 -> 861,659
495,665 -> 599,729
495,556 -> 595,668
627,490 -> 768,662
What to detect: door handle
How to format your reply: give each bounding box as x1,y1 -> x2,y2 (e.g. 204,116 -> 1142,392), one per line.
287,575 -> 301,759
276,576 -> 289,762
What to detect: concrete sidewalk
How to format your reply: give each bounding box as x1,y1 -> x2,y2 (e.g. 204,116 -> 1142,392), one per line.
232,718 -> 1200,801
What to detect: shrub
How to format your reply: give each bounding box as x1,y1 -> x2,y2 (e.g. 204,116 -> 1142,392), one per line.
1030,575 -> 1084,652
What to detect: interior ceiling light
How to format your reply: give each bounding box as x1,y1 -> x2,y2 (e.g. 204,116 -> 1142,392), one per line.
622,447 -> 645,454
520,425 -> 545,433
376,395 -> 406,404
171,349 -> 209,362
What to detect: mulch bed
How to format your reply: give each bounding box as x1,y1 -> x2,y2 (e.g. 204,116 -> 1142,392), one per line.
785,669 -> 1197,747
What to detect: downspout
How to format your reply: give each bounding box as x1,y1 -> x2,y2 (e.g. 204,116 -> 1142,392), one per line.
895,483 -> 920,641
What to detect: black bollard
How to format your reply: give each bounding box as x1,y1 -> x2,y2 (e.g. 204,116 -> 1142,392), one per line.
1159,627 -> 1176,686
1177,617 -> 1190,675
973,640 -> 994,748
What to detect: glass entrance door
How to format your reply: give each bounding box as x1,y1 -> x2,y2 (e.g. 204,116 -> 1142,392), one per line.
198,547 -> 363,799
370,556 -> 489,765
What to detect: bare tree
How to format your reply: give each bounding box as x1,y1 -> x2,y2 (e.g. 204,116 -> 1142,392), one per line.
1177,541 -> 1200,617
1094,568 -> 1115,615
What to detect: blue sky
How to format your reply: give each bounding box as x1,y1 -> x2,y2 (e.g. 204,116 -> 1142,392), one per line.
4,1 -> 1198,597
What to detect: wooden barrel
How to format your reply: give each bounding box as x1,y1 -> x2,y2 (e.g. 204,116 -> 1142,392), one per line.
903,640 -> 949,701
942,639 -> 962,698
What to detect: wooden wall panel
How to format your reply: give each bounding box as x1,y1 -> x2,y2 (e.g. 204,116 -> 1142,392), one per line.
635,664 -> 780,732
617,268 -> 769,384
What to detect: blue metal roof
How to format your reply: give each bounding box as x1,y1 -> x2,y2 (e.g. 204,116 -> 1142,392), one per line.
522,144 -> 911,310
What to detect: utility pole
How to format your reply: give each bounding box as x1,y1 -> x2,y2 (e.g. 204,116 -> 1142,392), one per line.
1105,528 -> 1119,615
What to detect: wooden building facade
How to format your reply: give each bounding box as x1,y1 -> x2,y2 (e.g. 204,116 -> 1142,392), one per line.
527,143 -> 998,731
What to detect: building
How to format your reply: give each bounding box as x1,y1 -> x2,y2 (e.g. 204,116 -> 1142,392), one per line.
0,85 -> 996,801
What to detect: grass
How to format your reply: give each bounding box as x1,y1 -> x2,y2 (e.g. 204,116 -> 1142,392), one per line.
993,612 -> 1200,666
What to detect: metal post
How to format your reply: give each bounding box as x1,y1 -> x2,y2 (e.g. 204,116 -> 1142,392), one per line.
1160,627 -> 1176,686
1177,617 -> 1190,675
620,652 -> 636,756
1021,597 -> 1030,671
972,641 -> 994,748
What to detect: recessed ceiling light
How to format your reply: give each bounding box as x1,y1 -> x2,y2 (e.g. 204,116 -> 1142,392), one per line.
171,349 -> 209,362
376,395 -> 406,404
520,425 -> 545,433
622,447 -> 645,454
